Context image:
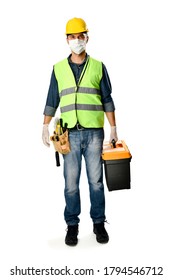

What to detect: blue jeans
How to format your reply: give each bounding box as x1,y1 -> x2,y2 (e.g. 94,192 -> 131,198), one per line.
63,128 -> 105,225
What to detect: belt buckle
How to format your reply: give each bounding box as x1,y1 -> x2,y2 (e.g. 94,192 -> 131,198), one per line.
76,123 -> 84,130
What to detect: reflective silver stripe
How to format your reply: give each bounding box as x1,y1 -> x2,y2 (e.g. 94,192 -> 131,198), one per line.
77,104 -> 103,111
60,87 -> 76,97
61,104 -> 103,113
61,104 -> 76,113
77,87 -> 100,94
60,86 -> 100,97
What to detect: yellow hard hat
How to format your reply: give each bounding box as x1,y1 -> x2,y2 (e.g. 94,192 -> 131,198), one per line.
65,17 -> 89,35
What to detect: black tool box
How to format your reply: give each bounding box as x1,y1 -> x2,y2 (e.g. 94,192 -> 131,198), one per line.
102,140 -> 132,191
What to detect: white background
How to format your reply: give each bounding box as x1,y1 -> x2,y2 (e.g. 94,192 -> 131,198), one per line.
0,0 -> 173,279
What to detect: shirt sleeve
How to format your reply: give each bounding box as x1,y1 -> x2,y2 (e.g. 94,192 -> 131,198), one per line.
100,63 -> 115,112
43,69 -> 60,116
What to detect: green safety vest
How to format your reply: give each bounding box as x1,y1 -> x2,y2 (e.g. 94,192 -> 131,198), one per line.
54,56 -> 104,128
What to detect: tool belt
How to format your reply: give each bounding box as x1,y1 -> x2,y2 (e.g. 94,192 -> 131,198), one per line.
50,130 -> 71,155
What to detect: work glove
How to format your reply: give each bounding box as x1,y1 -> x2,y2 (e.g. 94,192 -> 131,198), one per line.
42,124 -> 50,147
110,126 -> 118,143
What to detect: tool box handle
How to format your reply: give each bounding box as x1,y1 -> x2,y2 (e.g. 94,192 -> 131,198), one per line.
111,139 -> 124,149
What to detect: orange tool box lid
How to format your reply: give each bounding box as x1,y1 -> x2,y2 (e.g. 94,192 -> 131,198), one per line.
102,140 -> 132,160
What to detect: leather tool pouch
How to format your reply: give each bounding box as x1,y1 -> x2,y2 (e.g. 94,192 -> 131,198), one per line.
50,130 -> 71,155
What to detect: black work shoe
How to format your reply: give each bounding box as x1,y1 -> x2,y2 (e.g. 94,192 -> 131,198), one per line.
93,222 -> 109,244
65,225 -> 79,246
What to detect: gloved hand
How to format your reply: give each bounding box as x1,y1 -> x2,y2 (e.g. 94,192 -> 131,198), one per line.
42,124 -> 50,147
110,126 -> 118,143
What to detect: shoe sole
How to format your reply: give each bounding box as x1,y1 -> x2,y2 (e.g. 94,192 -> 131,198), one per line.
65,239 -> 78,246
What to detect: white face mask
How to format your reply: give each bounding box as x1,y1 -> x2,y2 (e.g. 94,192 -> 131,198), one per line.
68,39 -> 86,55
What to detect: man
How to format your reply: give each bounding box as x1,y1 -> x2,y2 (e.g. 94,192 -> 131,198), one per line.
42,17 -> 118,246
